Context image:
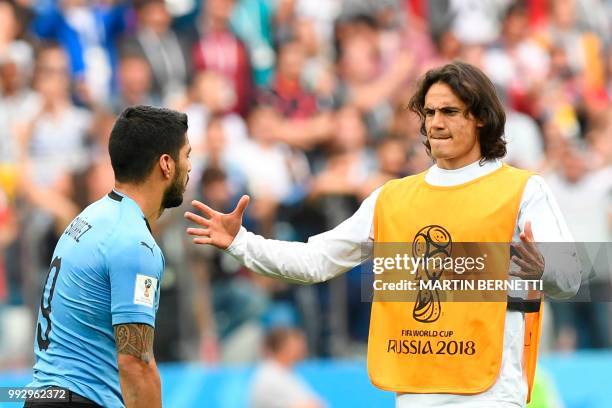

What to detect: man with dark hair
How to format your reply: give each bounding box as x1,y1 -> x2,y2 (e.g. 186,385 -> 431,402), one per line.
185,62 -> 580,407
119,0 -> 190,102
407,61 -> 508,163
27,105 -> 191,408
250,327 -> 324,408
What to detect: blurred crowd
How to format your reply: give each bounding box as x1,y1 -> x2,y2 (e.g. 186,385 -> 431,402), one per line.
0,0 -> 611,371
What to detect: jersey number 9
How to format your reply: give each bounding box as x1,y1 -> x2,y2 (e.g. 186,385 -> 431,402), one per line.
37,256 -> 62,351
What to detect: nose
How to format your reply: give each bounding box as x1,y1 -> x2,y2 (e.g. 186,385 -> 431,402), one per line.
430,110 -> 445,129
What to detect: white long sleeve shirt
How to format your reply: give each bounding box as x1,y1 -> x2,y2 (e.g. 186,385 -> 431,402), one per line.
227,159 -> 581,408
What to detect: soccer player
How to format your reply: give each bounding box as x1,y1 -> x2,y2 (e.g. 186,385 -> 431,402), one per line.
185,62 -> 581,407
26,106 -> 191,408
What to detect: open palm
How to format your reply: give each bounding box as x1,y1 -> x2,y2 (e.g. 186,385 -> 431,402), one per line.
510,221 -> 545,280
184,195 -> 250,249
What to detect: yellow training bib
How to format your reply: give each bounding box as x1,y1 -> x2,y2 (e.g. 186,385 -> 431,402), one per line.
367,164 -> 540,398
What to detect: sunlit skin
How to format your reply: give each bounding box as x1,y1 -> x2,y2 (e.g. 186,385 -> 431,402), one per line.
177,142 -> 192,191
115,140 -> 192,224
424,82 -> 484,170
159,141 -> 192,213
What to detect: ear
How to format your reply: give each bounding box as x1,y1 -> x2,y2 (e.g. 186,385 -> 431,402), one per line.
159,154 -> 173,179
476,118 -> 485,128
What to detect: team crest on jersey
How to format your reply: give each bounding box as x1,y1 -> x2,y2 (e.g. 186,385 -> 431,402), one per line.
134,274 -> 158,307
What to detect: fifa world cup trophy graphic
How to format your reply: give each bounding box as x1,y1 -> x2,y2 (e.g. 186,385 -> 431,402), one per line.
412,225 -> 452,323
144,278 -> 152,298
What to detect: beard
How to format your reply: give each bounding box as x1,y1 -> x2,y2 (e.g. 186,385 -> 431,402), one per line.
162,172 -> 188,209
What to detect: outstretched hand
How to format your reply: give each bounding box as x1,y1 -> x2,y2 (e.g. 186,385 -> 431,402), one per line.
509,221 -> 545,280
184,195 -> 250,249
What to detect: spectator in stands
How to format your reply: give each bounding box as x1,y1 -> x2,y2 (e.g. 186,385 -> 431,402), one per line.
188,166 -> 265,362
360,135 -> 409,199
230,0 -> 276,86
192,0 -> 251,116
0,42 -> 36,172
498,86 -> 546,171
120,0 -> 189,103
237,106 -> 310,236
259,40 -> 317,120
180,70 -> 247,168
111,53 -> 158,113
545,144 -> 612,350
30,0 -> 127,103
535,0 -> 606,99
0,0 -> 32,59
335,30 -> 414,138
258,39 -> 333,150
250,326 -> 325,408
202,115 -> 247,186
483,2 -> 550,116
310,106 -> 374,203
15,44 -> 90,231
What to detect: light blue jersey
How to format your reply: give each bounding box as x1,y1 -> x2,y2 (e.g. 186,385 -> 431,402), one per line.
30,190 -> 164,408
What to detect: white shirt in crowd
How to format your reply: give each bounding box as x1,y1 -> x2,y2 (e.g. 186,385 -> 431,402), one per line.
28,106 -> 91,187
250,360 -> 324,408
545,166 -> 612,242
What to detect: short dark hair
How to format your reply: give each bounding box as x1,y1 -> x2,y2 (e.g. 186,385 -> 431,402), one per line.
408,61 -> 507,161
133,0 -> 164,11
264,327 -> 296,353
503,0 -> 528,21
109,105 -> 188,183
200,166 -> 226,189
34,41 -> 64,60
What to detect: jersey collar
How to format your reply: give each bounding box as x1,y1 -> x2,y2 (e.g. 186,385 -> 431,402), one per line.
107,190 -> 152,233
425,159 -> 502,187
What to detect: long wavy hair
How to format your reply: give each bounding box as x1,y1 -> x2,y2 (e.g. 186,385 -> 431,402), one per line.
408,61 -> 507,162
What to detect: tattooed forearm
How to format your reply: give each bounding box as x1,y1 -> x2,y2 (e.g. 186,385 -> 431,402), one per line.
114,324 -> 154,363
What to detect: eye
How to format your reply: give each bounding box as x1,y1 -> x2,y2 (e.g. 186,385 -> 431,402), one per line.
424,109 -> 435,117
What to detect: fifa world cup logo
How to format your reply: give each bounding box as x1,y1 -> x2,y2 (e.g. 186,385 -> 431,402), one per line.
144,278 -> 152,298
412,225 -> 452,323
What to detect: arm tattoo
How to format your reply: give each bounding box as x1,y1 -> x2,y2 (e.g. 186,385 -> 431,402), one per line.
114,324 -> 155,363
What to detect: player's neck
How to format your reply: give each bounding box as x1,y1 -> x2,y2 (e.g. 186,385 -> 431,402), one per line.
113,182 -> 164,226
435,155 -> 482,170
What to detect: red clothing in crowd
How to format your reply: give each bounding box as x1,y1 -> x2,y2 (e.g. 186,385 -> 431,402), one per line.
258,76 -> 318,120
192,30 -> 253,116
